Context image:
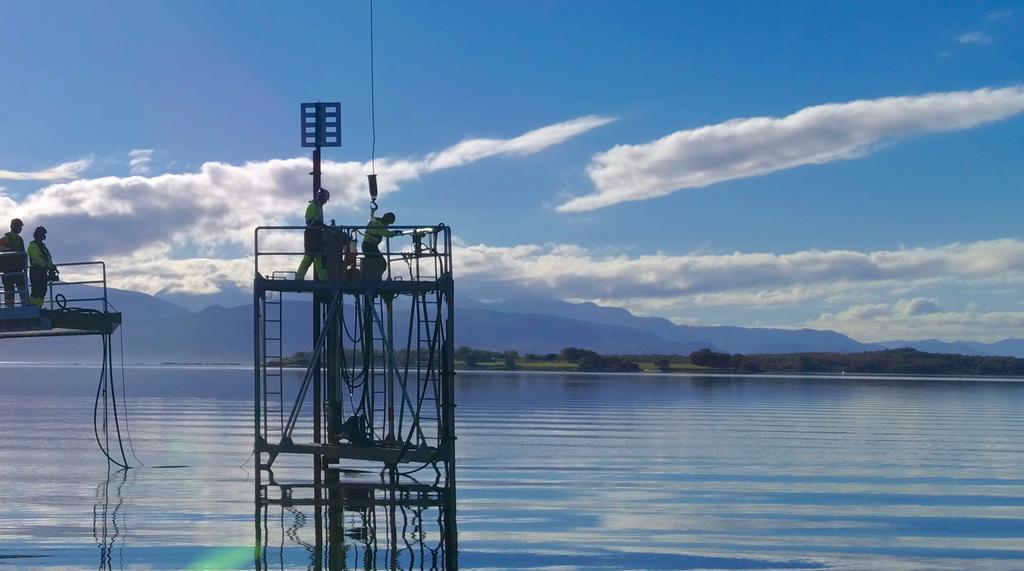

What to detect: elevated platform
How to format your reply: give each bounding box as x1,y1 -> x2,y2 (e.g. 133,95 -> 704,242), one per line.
255,273 -> 453,296
0,306 -> 122,339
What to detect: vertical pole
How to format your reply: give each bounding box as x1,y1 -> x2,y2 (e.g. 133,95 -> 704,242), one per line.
312,147 -> 322,201
443,281 -> 459,568
253,289 -> 262,451
387,298 -> 395,440
363,292 -> 375,434
253,283 -> 263,568
312,105 -> 324,498
254,288 -> 264,458
327,295 -> 340,439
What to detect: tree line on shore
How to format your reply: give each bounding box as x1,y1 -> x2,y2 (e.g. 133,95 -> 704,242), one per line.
688,347 -> 1024,375
456,346 -> 647,372
274,346 -> 1024,376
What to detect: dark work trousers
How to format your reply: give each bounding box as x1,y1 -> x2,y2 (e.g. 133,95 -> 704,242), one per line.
362,241 -> 386,281
2,272 -> 27,307
29,266 -> 48,306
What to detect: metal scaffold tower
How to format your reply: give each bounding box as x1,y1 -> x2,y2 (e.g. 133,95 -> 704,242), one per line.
252,101 -> 457,567
252,224 -> 456,474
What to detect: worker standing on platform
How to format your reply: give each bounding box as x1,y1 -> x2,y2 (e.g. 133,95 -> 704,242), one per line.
27,226 -> 57,307
297,188 -> 330,280
363,212 -> 401,281
0,218 -> 28,307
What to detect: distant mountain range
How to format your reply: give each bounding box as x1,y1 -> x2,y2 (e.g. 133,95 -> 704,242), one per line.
1,287 -> 1023,363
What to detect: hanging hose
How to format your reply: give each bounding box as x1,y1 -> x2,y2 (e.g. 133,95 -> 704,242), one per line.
116,323 -> 144,465
92,332 -> 135,469
94,334 -> 128,468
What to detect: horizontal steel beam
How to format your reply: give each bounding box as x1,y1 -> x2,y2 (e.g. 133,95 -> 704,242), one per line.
259,440 -> 443,465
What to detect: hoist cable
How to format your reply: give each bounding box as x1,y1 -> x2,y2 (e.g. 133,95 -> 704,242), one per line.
369,0 -> 377,175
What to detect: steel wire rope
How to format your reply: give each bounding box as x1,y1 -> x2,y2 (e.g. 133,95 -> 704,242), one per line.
369,0 -> 376,175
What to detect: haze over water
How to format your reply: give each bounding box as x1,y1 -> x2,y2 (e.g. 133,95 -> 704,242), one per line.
0,365 -> 1022,569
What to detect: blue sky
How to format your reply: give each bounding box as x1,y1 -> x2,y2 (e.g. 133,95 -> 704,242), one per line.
1,1 -> 1023,341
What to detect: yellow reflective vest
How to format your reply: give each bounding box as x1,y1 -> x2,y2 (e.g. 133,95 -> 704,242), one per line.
305,200 -> 324,226
27,240 -> 55,270
364,217 -> 399,247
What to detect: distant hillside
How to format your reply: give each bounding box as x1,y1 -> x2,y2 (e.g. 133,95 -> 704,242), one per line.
462,294 -> 866,353
866,339 -> 989,356
4,287 -> 1024,363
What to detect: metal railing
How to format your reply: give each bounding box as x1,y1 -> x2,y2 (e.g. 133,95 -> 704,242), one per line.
1,253 -> 110,312
253,224 -> 452,283
48,261 -> 110,312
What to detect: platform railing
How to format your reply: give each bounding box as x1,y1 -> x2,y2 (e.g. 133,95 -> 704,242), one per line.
253,224 -> 452,283
47,261 -> 110,313
0,251 -> 29,307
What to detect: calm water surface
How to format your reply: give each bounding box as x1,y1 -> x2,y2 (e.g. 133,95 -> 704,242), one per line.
0,365 -> 1022,570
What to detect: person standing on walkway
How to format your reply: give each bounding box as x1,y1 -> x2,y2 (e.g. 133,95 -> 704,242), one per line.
0,218 -> 28,307
297,189 -> 330,280
27,226 -> 57,307
362,212 -> 401,281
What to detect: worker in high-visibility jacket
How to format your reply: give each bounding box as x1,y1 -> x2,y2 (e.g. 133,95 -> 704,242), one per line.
0,218 -> 28,307
296,189 -> 330,280
27,226 -> 58,307
362,212 -> 401,281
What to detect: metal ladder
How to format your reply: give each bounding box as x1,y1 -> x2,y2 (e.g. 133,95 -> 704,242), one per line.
262,272 -> 290,441
414,290 -> 443,446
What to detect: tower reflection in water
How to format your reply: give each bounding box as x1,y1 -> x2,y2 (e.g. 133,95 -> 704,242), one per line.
255,467 -> 457,571
94,468 -> 129,571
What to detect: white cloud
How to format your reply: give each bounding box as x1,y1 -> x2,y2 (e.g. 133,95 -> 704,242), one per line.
558,86 -> 1024,212
455,238 -> 1024,308
958,31 -> 994,45
72,233 -> 1024,343
415,115 -> 613,171
3,116 -> 608,288
448,237 -> 1024,338
107,245 -> 253,295
986,9 -> 1015,22
44,226 -> 1024,343
129,149 -> 155,175
0,157 -> 93,181
809,299 -> 1024,342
